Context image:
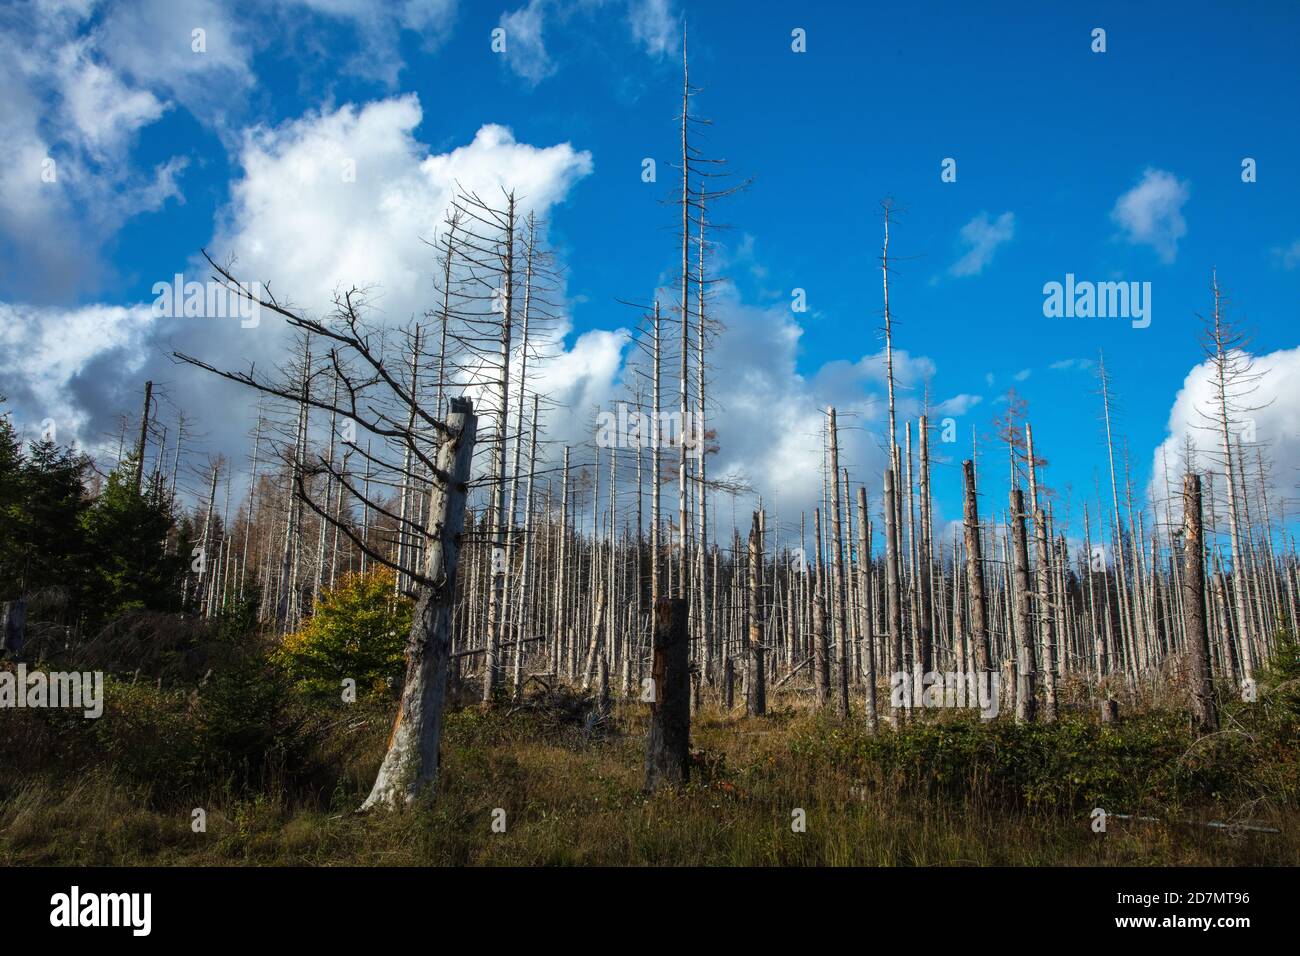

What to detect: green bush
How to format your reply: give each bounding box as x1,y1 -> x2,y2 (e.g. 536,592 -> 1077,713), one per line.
275,570 -> 411,699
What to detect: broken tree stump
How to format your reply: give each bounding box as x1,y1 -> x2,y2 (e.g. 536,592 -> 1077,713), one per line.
645,597 -> 690,792
1100,697 -> 1119,724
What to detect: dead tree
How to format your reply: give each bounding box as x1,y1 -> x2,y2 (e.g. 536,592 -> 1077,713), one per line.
362,398 -> 477,808
1198,271 -> 1270,683
175,253 -> 480,808
1025,424 -> 1057,721
645,597 -> 690,791
1098,355 -> 1140,676
962,460 -> 991,675
1182,472 -> 1218,732
1009,488 -> 1037,723
856,485 -> 878,732
746,509 -> 767,716
827,408 -> 850,716
132,380 -> 153,495
447,188 -> 520,705
883,467 -> 905,722
812,507 -> 830,707
917,414 -> 934,675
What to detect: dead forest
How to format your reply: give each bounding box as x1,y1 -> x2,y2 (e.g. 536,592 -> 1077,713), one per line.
140,47 -> 1297,810
4,42 -> 1297,841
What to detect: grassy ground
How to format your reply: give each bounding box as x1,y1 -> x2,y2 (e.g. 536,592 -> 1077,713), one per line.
3,675 -> 1298,865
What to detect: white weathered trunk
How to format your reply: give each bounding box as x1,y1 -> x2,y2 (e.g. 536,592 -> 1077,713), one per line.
361,399 -> 477,810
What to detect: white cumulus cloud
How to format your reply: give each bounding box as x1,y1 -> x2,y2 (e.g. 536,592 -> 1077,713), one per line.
1148,346 -> 1300,526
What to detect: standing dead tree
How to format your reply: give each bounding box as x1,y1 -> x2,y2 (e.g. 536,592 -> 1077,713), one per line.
746,509 -> 767,716
645,596 -> 690,791
176,251 -> 479,808
1181,472 -> 1218,733
1196,271 -> 1272,684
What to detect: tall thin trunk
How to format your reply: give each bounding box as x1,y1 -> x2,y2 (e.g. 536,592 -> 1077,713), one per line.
1009,488 -> 1037,723
746,510 -> 766,716
857,485 -> 878,733
827,408 -> 850,716
1182,472 -> 1218,732
362,398 -> 476,809
962,460 -> 991,674
883,468 -> 904,723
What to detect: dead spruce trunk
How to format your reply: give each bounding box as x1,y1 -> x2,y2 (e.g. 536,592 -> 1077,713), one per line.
856,485 -> 878,733
827,409 -> 851,717
645,597 -> 690,791
1182,473 -> 1218,733
747,510 -> 767,716
883,468 -> 905,723
961,460 -> 991,676
812,508 -> 831,707
1009,488 -> 1037,723
361,398 -> 477,811
1033,505 -> 1058,722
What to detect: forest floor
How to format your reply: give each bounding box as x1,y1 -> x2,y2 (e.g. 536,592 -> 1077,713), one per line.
3,672 -> 1299,865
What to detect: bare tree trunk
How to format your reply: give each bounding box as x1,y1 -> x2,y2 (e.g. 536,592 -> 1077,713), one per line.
1099,355 -> 1138,675
883,468 -> 904,723
812,507 -> 830,707
651,301 -> 662,607
746,510 -> 767,716
1009,488 -> 1037,723
133,380 -> 153,495
918,415 -> 934,675
645,597 -> 690,791
1212,289 -> 1256,681
827,408 -> 850,717
511,394 -> 540,701
395,331 -> 422,594
482,194 -> 518,704
582,588 -> 607,691
856,485 -> 877,733
362,398 -> 477,810
1033,503 -> 1058,721
1182,473 -> 1218,732
962,460 -> 991,676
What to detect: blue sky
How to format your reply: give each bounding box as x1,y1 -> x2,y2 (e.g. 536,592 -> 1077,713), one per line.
2,0 -> 1298,545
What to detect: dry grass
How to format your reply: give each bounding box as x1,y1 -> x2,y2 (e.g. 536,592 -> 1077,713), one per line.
3,688 -> 1297,866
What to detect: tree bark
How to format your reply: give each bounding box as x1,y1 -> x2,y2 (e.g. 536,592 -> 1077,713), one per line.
883,468 -> 905,723
856,486 -> 878,732
645,597 -> 690,791
1182,473 -> 1218,732
962,460 -> 991,676
827,409 -> 850,717
746,510 -> 767,716
362,397 -> 477,810
1009,488 -> 1037,723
